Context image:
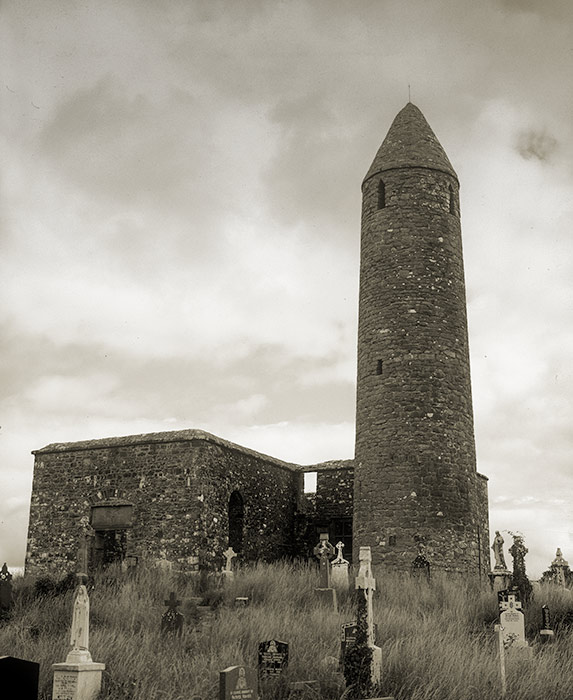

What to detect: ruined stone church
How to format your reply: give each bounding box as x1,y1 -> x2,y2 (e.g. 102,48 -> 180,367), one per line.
25,103 -> 490,578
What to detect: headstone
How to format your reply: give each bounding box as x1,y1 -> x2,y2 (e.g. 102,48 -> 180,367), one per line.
497,589 -> 531,659
551,548 -> 569,587
52,537 -> 105,700
222,547 -> 237,583
411,540 -> 431,581
313,533 -> 336,588
0,563 -> 14,619
540,604 -> 554,641
330,541 -> 350,592
219,665 -> 258,700
161,591 -> 184,636
339,621 -> 379,671
313,533 -> 337,611
343,546 -> 382,695
258,639 -> 288,678
121,554 -> 138,574
0,656 -> 40,700
489,531 -> 511,592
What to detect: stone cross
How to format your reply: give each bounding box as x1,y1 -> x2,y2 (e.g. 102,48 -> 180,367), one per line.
313,534 -> 335,588
223,547 -> 237,573
498,591 -> 522,613
355,546 -> 376,646
77,516 -> 94,581
161,591 -> 184,636
333,541 -> 347,564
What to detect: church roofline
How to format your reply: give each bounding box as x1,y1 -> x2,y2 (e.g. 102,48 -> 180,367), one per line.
32,428 -> 304,474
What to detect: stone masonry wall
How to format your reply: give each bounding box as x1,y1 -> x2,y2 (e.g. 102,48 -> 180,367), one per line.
25,430 -> 299,575
354,163 -> 483,574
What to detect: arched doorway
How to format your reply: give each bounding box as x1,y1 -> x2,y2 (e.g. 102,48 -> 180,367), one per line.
228,491 -> 244,553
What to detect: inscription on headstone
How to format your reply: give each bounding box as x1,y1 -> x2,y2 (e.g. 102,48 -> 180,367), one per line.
258,639 -> 288,677
219,665 -> 258,700
53,671 -> 79,700
498,590 -> 528,651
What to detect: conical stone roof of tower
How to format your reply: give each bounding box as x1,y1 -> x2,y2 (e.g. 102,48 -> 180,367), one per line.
364,102 -> 458,184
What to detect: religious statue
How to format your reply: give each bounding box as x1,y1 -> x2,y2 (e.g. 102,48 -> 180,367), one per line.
66,583 -> 92,663
492,530 -> 507,570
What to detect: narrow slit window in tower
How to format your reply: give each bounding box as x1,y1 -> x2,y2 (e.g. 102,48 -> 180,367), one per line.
378,180 -> 386,209
449,184 -> 456,215
376,359 -> 383,375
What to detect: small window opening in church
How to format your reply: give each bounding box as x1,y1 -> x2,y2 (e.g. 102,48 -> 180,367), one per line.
228,491 -> 244,553
449,184 -> 456,215
376,359 -> 383,375
304,472 -> 317,494
378,180 -> 386,209
389,534 -> 397,546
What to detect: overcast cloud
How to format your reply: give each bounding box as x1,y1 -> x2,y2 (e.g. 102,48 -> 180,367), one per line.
1,0 -> 572,576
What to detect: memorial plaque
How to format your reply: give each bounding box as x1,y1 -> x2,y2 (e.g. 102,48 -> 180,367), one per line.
0,656 -> 40,700
53,671 -> 79,700
258,639 -> 288,677
90,504 -> 133,530
220,665 -> 258,700
339,621 -> 378,669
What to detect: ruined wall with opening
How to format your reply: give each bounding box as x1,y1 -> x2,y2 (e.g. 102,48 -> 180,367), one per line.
25,430 -> 300,575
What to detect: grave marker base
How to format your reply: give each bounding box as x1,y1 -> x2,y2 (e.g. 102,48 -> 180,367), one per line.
52,661 -> 105,700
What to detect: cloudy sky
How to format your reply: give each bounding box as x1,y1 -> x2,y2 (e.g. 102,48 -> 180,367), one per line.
2,0 -> 572,577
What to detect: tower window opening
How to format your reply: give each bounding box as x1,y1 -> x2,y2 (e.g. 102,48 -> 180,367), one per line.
378,180 -> 386,209
448,185 -> 456,215
389,534 -> 397,546
376,359 -> 383,375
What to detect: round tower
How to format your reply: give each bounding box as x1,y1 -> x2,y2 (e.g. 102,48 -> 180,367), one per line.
353,103 -> 489,575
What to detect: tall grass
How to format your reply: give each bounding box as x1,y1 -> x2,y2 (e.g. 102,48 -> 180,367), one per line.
1,562 -> 571,699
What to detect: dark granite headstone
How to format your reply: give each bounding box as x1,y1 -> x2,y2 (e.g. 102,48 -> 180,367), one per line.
161,591 -> 184,636
258,639 -> 288,677
0,656 -> 40,700
219,665 -> 258,700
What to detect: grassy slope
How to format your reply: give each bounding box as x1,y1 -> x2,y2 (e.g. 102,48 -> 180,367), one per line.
1,562 -> 572,699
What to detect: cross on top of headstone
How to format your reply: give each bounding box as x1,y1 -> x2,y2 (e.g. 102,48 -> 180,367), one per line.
313,533 -> 335,560
498,589 -> 522,612
164,591 -> 181,611
333,541 -> 347,564
223,547 -> 237,572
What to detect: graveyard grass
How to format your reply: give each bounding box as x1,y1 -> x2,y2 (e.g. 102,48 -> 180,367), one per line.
1,562 -> 572,700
